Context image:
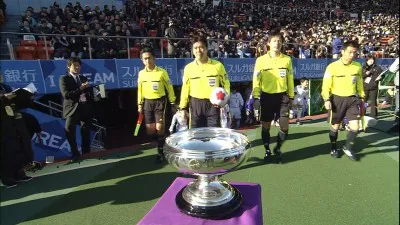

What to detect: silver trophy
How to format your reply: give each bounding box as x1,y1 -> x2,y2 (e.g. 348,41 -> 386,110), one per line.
164,127 -> 251,218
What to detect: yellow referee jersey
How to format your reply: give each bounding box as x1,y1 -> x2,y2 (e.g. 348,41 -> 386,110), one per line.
179,58 -> 230,109
321,59 -> 365,100
252,52 -> 294,99
137,66 -> 176,105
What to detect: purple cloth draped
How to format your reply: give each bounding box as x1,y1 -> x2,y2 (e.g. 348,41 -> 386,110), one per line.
138,177 -> 263,225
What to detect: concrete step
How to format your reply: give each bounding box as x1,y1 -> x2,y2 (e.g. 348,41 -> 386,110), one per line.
1,15 -> 23,60
0,36 -> 18,60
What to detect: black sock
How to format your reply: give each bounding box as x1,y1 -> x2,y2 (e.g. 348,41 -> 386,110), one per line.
261,127 -> 271,153
345,130 -> 357,151
157,136 -> 165,155
276,130 -> 288,148
329,129 -> 338,150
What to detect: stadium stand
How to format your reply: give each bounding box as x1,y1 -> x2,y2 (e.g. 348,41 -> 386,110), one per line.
1,0 -> 397,59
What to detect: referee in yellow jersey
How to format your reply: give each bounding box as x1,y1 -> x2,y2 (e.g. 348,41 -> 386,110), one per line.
252,30 -> 294,163
179,36 -> 230,128
321,40 -> 364,161
137,47 -> 176,163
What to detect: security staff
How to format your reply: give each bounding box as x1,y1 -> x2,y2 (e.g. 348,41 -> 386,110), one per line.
137,47 -> 176,163
321,40 -> 364,161
252,30 -> 294,163
179,35 -> 230,128
362,54 -> 382,119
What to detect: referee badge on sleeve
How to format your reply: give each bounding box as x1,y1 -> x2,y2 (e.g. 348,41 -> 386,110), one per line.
253,70 -> 260,78
323,72 -> 331,78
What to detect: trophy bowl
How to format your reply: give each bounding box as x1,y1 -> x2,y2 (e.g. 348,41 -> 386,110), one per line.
164,127 -> 251,219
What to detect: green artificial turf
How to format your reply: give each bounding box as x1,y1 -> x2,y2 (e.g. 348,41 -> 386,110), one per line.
1,117 -> 398,225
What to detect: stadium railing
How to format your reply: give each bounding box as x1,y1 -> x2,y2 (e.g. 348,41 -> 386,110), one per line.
0,31 -> 393,60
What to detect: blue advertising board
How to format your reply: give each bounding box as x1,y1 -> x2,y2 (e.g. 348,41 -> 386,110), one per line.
176,58 -> 193,86
0,60 -> 46,93
23,109 -> 95,161
80,59 -> 119,89
1,58 -> 396,94
223,58 -> 254,82
293,59 -> 331,79
40,60 -> 68,94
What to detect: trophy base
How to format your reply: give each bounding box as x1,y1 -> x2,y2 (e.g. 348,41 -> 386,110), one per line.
175,185 -> 243,219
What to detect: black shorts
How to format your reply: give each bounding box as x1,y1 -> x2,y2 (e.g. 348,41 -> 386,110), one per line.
328,95 -> 360,125
143,97 -> 167,124
189,97 -> 220,128
260,92 -> 290,122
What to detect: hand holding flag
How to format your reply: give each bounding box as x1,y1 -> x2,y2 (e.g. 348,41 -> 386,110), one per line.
134,113 -> 144,136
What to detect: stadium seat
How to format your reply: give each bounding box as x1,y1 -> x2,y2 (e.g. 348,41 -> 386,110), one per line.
139,18 -> 145,29
148,30 -> 157,37
20,40 -> 37,47
37,40 -> 52,47
236,33 -> 242,40
375,51 -> 383,58
16,46 -> 35,60
23,35 -> 36,41
161,39 -> 168,50
129,47 -> 140,58
380,37 -> 390,45
36,46 -> 54,59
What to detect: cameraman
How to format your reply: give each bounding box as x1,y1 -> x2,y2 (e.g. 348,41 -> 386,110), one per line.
362,54 -> 383,119
94,31 -> 113,59
52,30 -> 69,59
164,20 -> 183,58
69,28 -> 84,58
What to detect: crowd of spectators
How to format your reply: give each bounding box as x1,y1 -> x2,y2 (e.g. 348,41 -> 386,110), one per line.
232,0 -> 398,15
14,0 -> 399,59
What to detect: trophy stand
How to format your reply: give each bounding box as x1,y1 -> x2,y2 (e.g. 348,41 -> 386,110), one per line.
175,175 -> 243,218
164,128 -> 251,219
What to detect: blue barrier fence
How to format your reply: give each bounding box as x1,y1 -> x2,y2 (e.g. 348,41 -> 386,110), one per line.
1,58 -> 395,94
23,109 -> 95,161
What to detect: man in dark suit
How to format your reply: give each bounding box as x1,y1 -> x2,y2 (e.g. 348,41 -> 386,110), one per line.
59,57 -> 93,162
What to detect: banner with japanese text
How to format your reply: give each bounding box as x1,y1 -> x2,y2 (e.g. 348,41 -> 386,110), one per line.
222,58 -> 254,83
1,60 -> 46,93
1,58 -> 396,94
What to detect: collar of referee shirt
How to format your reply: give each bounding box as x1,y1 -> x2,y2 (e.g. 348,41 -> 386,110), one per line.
267,51 -> 283,58
195,58 -> 212,65
145,65 -> 158,72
